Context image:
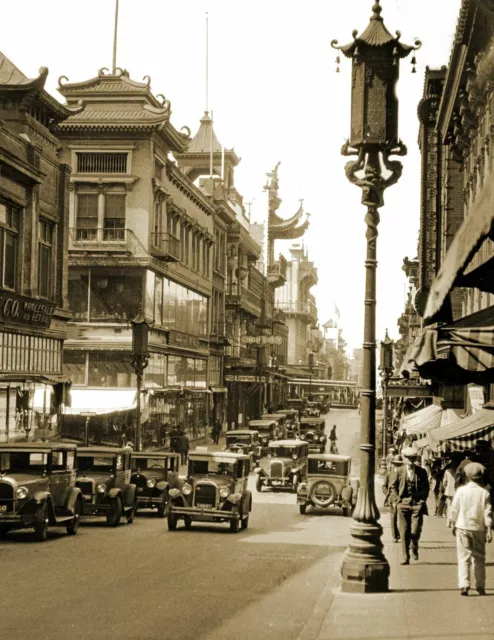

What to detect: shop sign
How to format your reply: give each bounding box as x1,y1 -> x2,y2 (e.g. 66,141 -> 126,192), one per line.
241,335 -> 283,345
0,292 -> 55,328
468,385 -> 484,413
168,330 -> 200,350
225,375 -> 267,383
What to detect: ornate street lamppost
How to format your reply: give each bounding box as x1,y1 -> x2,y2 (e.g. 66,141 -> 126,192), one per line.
131,312 -> 150,452
332,1 -> 420,593
379,329 -> 394,464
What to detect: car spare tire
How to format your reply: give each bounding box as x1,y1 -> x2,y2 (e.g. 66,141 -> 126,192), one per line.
309,480 -> 336,508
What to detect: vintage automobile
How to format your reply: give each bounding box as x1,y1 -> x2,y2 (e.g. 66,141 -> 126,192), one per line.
76,447 -> 137,526
284,397 -> 307,417
312,395 -> 331,414
276,409 -> 299,438
131,451 -> 180,517
248,419 -> 280,456
297,454 -> 359,516
224,430 -> 260,465
298,417 -> 327,453
255,440 -> 308,493
167,451 -> 252,533
0,443 -> 82,541
304,402 -> 321,418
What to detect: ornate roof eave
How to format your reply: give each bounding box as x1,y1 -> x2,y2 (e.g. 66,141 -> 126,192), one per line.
269,200 -> 304,230
272,215 -> 310,240
331,1 -> 421,58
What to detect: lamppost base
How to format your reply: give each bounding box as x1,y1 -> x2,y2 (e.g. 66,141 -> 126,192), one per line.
340,521 -> 390,593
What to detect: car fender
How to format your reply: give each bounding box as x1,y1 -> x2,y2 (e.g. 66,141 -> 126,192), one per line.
34,492 -> 57,524
124,484 -> 137,507
291,463 -> 305,476
156,481 -> 169,492
108,488 -> 122,500
66,487 -> 83,514
254,467 -> 263,475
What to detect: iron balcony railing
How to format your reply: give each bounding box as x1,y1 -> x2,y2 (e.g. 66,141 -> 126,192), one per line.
226,282 -> 262,316
150,232 -> 180,262
267,256 -> 288,286
69,228 -> 148,257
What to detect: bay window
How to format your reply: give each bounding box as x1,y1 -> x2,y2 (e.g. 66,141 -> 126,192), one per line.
0,202 -> 19,290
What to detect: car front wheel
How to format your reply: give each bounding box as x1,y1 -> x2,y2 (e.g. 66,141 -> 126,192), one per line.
230,518 -> 239,533
34,503 -> 49,542
167,512 -> 178,531
299,503 -> 307,515
292,474 -> 299,493
66,498 -> 81,535
0,525 -> 11,538
157,500 -> 167,518
241,515 -> 249,530
256,476 -> 263,492
106,497 -> 123,527
184,516 -> 192,530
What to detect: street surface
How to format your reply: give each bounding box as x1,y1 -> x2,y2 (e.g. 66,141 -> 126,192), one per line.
0,409 -> 359,640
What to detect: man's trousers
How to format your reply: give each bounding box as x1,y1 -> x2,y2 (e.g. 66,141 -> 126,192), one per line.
397,502 -> 424,560
456,529 -> 486,589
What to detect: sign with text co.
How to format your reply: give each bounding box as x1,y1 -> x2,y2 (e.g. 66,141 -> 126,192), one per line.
0,291 -> 55,328
240,335 -> 283,346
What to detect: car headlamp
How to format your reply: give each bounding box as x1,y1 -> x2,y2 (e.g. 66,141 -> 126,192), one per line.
16,486 -> 28,500
146,478 -> 156,488
300,434 -> 305,440
97,483 -> 107,494
219,487 -> 230,499
297,483 -> 307,494
182,484 -> 192,496
314,435 -> 319,441
292,453 -> 297,461
169,488 -> 180,498
262,437 -> 268,444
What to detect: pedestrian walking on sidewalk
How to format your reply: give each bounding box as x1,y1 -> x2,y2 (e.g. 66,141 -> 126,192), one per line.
383,454 -> 403,542
177,431 -> 190,466
212,420 -> 221,445
391,446 -> 430,565
431,458 -> 445,517
450,462 -> 492,596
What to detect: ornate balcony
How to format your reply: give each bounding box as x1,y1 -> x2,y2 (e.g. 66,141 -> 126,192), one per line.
276,300 -> 317,324
225,282 -> 262,318
69,228 -> 146,257
150,233 -> 180,262
267,255 -> 287,288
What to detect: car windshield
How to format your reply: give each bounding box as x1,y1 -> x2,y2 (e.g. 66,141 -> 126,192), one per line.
227,435 -> 250,444
189,460 -> 236,477
0,452 -> 48,473
132,458 -> 167,471
78,455 -> 118,473
270,447 -> 298,458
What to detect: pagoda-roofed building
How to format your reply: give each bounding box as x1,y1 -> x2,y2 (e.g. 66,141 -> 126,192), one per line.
264,162 -> 310,289
54,66 -> 219,446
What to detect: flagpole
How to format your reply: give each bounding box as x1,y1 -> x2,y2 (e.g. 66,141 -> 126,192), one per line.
112,0 -> 119,73
205,12 -> 209,113
210,110 -> 214,178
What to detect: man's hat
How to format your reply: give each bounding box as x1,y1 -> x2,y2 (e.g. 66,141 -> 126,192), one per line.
389,446 -> 397,453
392,455 -> 404,465
402,446 -> 419,459
464,462 -> 485,481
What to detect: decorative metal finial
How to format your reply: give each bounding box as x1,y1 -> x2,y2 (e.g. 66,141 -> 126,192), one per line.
371,1 -> 382,19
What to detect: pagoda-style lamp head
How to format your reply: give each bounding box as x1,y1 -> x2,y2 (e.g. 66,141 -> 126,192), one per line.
379,329 -> 394,374
332,1 -> 421,148
131,312 -> 150,358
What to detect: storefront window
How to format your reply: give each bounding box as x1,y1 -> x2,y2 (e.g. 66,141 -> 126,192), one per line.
88,352 -> 136,387
194,359 -> 207,388
144,353 -> 166,389
154,277 -> 163,327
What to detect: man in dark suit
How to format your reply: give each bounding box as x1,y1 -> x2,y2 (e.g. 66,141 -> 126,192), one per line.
391,447 -> 430,565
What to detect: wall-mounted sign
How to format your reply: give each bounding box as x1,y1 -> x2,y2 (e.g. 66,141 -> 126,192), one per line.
168,330 -> 200,350
241,335 -> 283,346
0,292 -> 55,328
225,375 -> 267,383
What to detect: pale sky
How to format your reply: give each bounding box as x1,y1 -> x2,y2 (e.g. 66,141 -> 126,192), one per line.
0,0 -> 461,352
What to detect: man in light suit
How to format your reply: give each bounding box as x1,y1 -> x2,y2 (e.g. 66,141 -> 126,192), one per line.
391,447 -> 430,565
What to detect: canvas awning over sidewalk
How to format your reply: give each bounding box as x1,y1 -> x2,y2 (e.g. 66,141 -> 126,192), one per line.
401,404 -> 459,436
427,407 -> 494,449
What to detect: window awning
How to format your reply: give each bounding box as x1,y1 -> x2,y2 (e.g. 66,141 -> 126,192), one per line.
63,389 -> 137,415
427,408 -> 494,450
401,307 -> 494,384
425,175 -> 494,322
401,404 -> 459,436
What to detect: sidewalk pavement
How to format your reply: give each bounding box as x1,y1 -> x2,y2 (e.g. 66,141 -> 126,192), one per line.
300,476 -> 494,640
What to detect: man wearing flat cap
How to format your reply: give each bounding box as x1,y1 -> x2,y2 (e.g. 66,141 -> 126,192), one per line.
456,440 -> 494,501
383,455 -> 403,542
391,447 -> 430,564
450,462 -> 492,596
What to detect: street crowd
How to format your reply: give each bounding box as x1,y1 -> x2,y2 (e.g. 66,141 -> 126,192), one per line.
382,439 -> 494,596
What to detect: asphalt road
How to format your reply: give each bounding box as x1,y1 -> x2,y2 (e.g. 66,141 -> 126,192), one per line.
0,409 -> 360,640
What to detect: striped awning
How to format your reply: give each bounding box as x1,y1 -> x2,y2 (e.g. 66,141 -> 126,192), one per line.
428,408 -> 494,450
401,314 -> 494,384
401,404 -> 442,436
